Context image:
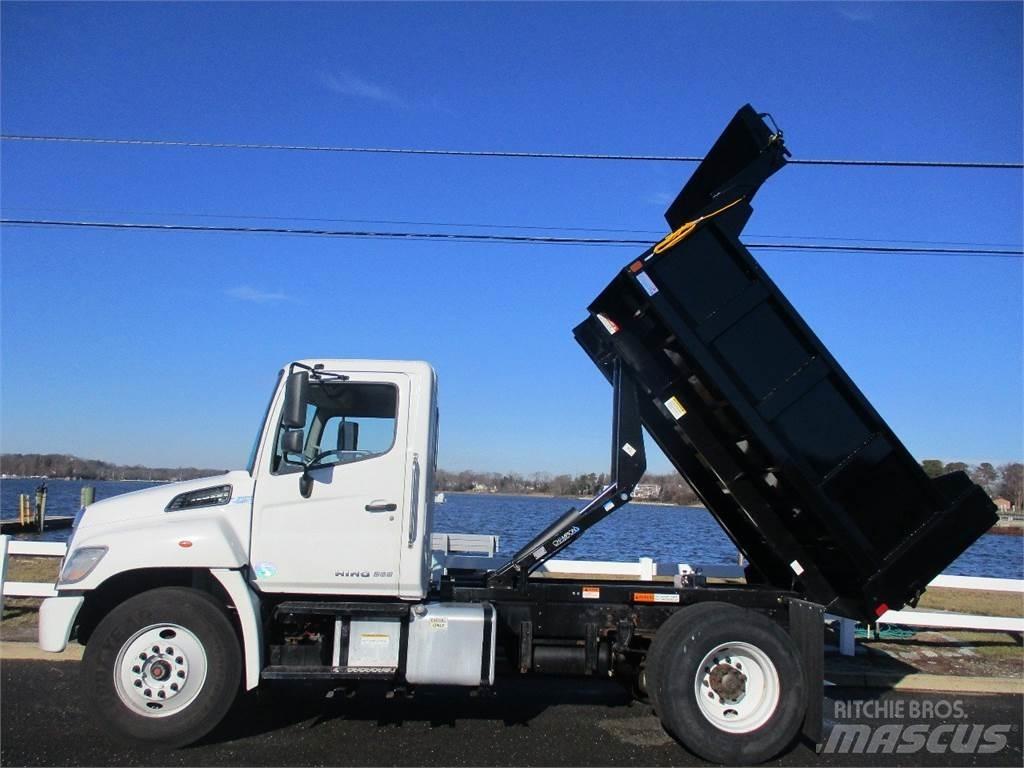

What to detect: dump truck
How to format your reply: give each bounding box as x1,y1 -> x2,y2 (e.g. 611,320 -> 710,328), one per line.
37,106 -> 996,764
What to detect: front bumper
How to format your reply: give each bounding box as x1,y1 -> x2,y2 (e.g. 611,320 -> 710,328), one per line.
38,596 -> 84,652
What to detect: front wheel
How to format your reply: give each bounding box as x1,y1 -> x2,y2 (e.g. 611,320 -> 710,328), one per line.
82,587 -> 242,747
654,604 -> 807,764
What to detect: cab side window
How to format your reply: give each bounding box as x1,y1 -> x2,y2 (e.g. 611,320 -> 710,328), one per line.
273,381 -> 397,473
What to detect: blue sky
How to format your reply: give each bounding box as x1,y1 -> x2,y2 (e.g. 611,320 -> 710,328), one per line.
1,2 -> 1021,474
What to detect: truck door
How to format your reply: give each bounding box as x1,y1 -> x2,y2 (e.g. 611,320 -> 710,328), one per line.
249,371 -> 410,595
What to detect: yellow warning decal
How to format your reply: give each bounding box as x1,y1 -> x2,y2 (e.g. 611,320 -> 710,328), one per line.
664,396 -> 687,420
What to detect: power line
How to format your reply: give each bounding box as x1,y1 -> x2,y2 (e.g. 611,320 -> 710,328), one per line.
3,218 -> 1021,257
2,205 -> 1020,249
2,134 -> 1021,169
2,218 -> 643,246
0,205 -> 664,236
747,243 -> 1021,257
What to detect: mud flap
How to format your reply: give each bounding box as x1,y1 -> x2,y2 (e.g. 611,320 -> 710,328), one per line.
788,598 -> 824,747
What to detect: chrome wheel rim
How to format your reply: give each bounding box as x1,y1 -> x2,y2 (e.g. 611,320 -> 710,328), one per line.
693,640 -> 780,733
113,623 -> 208,717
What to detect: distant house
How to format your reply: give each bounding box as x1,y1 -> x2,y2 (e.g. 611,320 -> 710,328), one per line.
993,497 -> 1012,514
633,483 -> 662,500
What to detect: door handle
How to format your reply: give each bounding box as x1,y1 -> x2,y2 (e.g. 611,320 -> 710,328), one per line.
365,502 -> 397,512
408,453 -> 420,548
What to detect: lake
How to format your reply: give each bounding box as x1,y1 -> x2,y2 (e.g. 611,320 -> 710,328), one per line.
2,478 -> 1020,579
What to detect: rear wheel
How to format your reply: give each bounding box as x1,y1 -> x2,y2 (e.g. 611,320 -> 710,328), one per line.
644,601 -> 734,713
82,587 -> 242,747
653,604 -> 806,764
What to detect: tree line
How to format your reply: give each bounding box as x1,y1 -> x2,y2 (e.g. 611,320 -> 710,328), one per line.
0,453 -> 223,482
435,469 -> 701,505
920,460 -> 1022,512
438,461 -> 1022,510
3,452 -> 1018,512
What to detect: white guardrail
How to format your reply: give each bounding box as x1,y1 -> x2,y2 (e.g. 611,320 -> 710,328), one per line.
3,533 -> 1022,658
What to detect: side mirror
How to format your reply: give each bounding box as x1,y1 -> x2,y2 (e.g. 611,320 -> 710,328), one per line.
282,371 -> 308,428
281,428 -> 304,456
339,421 -> 359,452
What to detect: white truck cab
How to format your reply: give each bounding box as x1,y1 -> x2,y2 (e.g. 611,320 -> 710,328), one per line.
44,357 -> 440,630
40,359 -> 451,745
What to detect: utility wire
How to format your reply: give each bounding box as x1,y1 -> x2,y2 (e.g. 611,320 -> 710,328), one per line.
3,218 -> 1021,257
2,206 -> 1020,249
0,205 -> 664,236
5,218 -> 645,246
2,134 -> 1021,169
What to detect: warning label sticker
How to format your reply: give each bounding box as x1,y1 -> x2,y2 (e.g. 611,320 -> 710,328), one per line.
636,272 -> 659,296
582,586 -> 601,600
633,592 -> 681,604
664,396 -> 687,420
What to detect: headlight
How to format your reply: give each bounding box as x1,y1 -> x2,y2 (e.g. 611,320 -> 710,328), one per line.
165,484 -> 232,512
59,546 -> 108,584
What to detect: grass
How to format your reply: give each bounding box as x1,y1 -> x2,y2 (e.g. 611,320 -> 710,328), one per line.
1,557 -> 60,637
4,556 -> 61,583
917,586 -> 1023,618
936,630 -> 1023,659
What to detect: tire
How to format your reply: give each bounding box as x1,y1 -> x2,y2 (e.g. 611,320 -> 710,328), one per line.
645,602 -> 736,714
82,586 -> 242,747
655,604 -> 807,764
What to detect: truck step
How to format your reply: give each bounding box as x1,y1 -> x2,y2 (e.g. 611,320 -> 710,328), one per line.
261,665 -> 398,680
274,601 -> 410,619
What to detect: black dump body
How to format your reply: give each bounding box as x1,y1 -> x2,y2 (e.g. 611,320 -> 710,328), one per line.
574,106 -> 997,623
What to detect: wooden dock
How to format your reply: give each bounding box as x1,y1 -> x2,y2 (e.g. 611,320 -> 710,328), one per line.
0,516 -> 75,535
1,485 -> 87,535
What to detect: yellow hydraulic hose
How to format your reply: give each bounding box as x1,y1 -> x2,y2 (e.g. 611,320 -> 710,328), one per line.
652,196 -> 746,255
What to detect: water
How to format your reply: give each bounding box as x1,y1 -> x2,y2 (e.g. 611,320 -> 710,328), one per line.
1,478 -> 163,541
2,479 -> 1020,579
433,493 -> 1024,580
434,493 -> 740,565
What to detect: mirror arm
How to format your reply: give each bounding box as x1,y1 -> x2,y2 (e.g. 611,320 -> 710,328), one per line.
297,450 -> 331,498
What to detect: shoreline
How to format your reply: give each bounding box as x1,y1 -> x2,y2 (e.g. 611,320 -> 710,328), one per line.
987,521 -> 1024,536
442,489 -> 705,508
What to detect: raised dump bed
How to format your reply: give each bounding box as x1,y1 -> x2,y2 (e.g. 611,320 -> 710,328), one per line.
574,106 -> 996,623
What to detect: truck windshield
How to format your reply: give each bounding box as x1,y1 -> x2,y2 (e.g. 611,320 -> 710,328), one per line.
246,371 -> 283,475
